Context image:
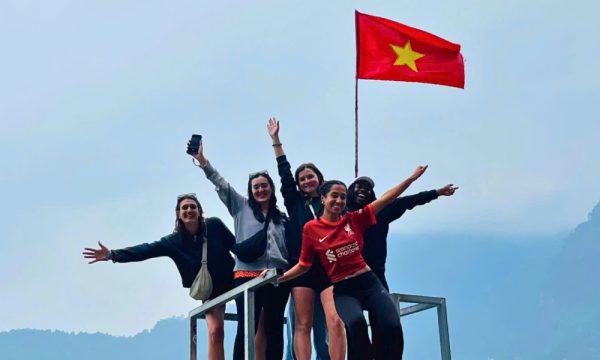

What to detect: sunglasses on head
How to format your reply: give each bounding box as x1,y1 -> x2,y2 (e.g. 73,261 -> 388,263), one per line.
177,193 -> 197,200
249,170 -> 269,178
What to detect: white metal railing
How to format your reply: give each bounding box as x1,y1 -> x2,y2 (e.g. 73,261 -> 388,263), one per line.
188,268 -> 280,360
189,274 -> 451,360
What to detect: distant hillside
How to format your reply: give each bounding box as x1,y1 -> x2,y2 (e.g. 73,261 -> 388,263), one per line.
536,201 -> 600,359
0,317 -> 189,360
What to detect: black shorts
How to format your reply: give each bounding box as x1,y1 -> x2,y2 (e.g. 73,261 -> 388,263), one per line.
205,279 -> 235,301
289,262 -> 331,293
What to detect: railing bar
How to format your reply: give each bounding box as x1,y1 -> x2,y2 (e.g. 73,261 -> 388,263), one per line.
189,270 -> 278,320
399,303 -> 437,317
392,293 -> 445,305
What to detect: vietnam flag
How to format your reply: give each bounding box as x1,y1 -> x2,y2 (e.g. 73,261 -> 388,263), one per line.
356,11 -> 465,88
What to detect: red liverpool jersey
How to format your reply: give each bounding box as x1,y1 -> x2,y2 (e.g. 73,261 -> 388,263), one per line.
299,205 -> 377,283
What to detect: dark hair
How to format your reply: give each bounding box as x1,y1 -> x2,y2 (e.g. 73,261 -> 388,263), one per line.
247,172 -> 284,224
319,180 -> 347,198
294,163 -> 324,195
347,179 -> 377,211
174,195 -> 205,235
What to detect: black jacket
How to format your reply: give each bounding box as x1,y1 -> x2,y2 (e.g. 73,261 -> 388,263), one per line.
111,217 -> 235,288
277,155 -> 323,265
361,190 -> 438,286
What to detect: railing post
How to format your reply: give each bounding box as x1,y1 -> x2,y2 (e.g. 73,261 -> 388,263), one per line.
391,293 -> 452,360
190,317 -> 197,360
437,299 -> 451,360
244,289 -> 255,360
391,293 -> 402,315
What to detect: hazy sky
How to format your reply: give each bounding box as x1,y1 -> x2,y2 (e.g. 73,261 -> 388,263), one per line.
1,0 -> 598,335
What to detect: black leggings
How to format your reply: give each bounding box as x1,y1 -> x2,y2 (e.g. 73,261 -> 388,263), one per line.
370,269 -> 389,359
333,271 -> 404,360
233,277 -> 290,360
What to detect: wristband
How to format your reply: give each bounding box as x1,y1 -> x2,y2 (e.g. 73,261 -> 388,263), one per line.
272,143 -> 282,147
103,250 -> 113,261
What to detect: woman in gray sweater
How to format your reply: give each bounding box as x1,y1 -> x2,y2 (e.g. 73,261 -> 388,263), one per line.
191,140 -> 290,360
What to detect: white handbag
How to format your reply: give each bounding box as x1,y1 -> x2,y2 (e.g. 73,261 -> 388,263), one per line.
189,221 -> 213,301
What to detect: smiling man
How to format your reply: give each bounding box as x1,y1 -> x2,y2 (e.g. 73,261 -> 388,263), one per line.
346,176 -> 458,291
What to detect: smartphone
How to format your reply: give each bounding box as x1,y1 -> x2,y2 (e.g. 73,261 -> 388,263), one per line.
186,134 -> 202,155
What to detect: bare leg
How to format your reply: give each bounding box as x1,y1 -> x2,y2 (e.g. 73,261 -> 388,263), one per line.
292,287 -> 315,360
255,309 -> 266,360
205,305 -> 226,360
320,286 -> 346,360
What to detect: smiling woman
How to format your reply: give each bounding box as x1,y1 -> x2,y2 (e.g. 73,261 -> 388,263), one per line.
190,139 -> 289,360
267,118 -> 346,360
82,194 -> 235,360
278,166 -> 429,360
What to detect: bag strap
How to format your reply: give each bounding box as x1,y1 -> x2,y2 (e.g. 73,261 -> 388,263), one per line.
201,219 -> 208,264
307,202 -> 317,219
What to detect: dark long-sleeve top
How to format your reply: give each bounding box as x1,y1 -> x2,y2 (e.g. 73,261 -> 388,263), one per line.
111,217 -> 235,288
361,190 -> 439,275
277,155 -> 323,265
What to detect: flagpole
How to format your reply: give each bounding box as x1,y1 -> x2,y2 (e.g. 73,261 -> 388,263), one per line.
354,77 -> 359,178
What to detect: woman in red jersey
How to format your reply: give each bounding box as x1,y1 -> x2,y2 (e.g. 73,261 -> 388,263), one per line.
277,165 -> 428,360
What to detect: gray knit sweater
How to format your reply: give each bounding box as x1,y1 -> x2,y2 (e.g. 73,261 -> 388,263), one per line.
201,161 -> 288,272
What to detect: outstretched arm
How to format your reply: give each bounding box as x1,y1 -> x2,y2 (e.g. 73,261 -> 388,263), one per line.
190,140 -> 245,215
268,118 -> 302,210
370,165 -> 428,215
377,184 -> 457,224
83,239 -> 169,264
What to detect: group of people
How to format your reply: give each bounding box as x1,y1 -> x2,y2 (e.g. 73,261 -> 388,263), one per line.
83,118 -> 457,360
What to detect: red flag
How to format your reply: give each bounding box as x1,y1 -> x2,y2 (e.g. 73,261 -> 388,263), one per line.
356,11 -> 465,88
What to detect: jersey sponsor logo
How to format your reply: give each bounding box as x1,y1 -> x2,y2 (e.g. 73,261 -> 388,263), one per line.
344,223 -> 354,236
318,234 -> 331,243
326,249 -> 336,263
334,241 -> 360,257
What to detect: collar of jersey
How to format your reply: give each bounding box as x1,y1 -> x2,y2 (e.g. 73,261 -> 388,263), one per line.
319,216 -> 343,226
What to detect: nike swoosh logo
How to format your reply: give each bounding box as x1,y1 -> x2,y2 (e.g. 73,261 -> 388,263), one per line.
318,234 -> 330,243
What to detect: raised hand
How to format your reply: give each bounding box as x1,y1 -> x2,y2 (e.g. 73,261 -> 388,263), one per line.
410,165 -> 428,181
188,139 -> 207,167
83,241 -> 111,264
437,184 -> 458,196
267,117 -> 280,139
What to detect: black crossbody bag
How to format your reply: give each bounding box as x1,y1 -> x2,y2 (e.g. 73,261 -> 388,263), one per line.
232,216 -> 271,262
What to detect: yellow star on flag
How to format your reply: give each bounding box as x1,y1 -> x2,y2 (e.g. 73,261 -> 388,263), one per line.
390,40 -> 425,72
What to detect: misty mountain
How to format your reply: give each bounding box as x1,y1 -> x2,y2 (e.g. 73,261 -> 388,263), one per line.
535,201 -> 600,359
0,317 -> 189,360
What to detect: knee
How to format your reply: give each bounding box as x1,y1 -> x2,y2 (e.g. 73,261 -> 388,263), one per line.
295,318 -> 312,335
327,313 -> 346,332
208,325 -> 225,345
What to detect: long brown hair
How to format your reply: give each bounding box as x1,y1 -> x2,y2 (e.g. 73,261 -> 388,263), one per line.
247,172 -> 285,224
174,194 -> 204,235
